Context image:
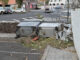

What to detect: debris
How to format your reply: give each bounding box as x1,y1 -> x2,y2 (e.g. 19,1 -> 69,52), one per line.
55,23 -> 73,41
32,36 -> 39,41
16,22 -> 40,37
0,21 -> 19,33
39,23 -> 61,37
25,56 -> 28,60
19,37 -> 74,50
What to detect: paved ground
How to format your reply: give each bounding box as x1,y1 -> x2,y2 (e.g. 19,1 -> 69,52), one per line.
0,9 -> 70,23
41,45 -> 78,60
0,40 -> 41,60
0,33 -> 16,38
0,9 -> 71,60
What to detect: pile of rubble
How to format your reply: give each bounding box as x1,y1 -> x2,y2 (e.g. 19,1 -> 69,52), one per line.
55,23 -> 73,41
0,19 -> 73,41
16,21 -> 73,41
0,21 -> 19,33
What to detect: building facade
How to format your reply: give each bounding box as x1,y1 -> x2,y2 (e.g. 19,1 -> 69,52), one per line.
0,0 -> 16,5
49,0 -> 66,8
0,0 -> 18,10
49,0 -> 73,8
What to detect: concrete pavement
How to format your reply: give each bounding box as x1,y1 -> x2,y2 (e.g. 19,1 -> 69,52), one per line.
0,33 -> 16,38
41,45 -> 78,60
0,41 -> 40,60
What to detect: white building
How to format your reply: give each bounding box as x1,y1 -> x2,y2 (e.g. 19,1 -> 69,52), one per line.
49,0 -> 73,8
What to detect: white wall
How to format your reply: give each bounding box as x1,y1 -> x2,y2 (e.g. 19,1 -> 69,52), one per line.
71,9 -> 80,60
49,0 -> 66,6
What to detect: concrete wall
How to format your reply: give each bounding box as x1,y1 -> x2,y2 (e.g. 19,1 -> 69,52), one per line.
71,9 -> 80,60
49,0 -> 66,5
17,27 -> 33,36
0,21 -> 19,33
39,27 -> 56,37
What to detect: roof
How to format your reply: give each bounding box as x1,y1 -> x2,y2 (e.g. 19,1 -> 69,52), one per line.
18,22 -> 40,27
0,1 -> 2,4
39,23 -> 61,27
0,0 -> 16,5
8,0 -> 16,5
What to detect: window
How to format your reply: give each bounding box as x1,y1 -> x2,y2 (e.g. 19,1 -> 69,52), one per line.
5,5 -> 10,7
57,3 -> 59,5
50,4 -> 52,6
61,3 -> 64,5
53,3 -> 55,6
0,5 -> 2,7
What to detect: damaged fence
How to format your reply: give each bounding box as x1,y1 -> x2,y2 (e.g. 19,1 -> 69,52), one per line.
16,21 -> 73,41
0,20 -> 72,41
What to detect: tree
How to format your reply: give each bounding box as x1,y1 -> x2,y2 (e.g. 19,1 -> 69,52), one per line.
40,0 -> 49,5
45,0 -> 49,5
72,0 -> 80,8
16,0 -> 23,8
0,0 -> 9,7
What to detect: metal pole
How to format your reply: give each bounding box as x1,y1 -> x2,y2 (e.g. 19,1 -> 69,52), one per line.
67,0 -> 69,23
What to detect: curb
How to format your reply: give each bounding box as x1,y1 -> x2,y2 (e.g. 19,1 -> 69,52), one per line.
0,33 -> 16,38
41,45 -> 50,60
